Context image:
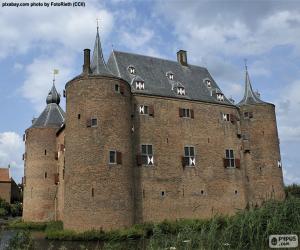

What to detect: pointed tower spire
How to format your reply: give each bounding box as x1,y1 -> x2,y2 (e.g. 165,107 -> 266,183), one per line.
238,62 -> 266,106
90,19 -> 112,75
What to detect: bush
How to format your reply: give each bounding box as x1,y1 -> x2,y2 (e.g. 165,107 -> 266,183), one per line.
10,202 -> 22,217
6,230 -> 34,250
0,207 -> 8,217
285,184 -> 300,198
0,197 -> 10,216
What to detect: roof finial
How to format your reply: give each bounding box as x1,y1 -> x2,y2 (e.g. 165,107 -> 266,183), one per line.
52,69 -> 59,85
244,58 -> 248,71
96,18 -> 100,32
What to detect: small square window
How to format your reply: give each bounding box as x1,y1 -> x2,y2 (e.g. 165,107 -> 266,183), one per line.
206,80 -> 211,88
217,93 -> 224,101
139,105 -> 148,115
109,150 -> 116,164
128,66 -> 136,75
244,112 -> 249,119
181,108 -> 192,118
222,113 -> 230,121
91,118 -> 97,127
177,87 -> 185,96
136,81 -> 145,90
115,84 -> 120,92
166,72 -> 174,80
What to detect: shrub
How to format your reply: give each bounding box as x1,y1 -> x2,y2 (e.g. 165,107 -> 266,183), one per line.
10,202 -> 22,217
285,184 -> 300,198
6,230 -> 34,250
0,197 -> 10,216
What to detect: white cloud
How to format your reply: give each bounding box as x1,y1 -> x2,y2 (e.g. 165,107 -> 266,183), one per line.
0,132 -> 24,184
0,2 -> 114,111
120,28 -> 154,49
0,2 -> 114,59
277,80 -> 300,142
20,50 -> 74,112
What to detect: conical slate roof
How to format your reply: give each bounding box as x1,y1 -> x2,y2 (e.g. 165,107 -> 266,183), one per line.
30,84 -> 65,128
90,27 -> 112,76
237,68 -> 266,106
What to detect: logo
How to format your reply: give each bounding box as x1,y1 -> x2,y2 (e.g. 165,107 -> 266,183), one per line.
269,235 -> 298,248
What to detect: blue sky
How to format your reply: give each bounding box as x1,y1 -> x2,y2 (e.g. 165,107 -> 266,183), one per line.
0,0 -> 299,184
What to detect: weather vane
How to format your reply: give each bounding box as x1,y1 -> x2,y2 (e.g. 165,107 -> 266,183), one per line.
53,69 -> 59,85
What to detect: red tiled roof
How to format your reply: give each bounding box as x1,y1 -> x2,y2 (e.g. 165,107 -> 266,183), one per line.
0,168 -> 10,182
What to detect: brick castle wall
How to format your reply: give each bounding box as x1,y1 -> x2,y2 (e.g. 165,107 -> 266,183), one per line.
63,76 -> 134,231
132,95 -> 248,223
240,104 -> 285,206
23,127 -> 58,221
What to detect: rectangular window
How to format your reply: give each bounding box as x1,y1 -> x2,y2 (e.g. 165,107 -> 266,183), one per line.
91,118 -> 97,127
222,113 -> 230,121
179,108 -> 194,118
244,112 -> 253,119
183,146 -> 196,167
217,93 -> 224,101
177,87 -> 185,95
139,105 -> 148,115
224,149 -> 235,168
141,144 -> 154,165
136,81 -> 145,90
109,151 -> 122,165
109,150 -> 116,164
115,84 -> 120,92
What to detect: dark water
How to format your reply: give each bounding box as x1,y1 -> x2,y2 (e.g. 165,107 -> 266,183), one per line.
31,231 -> 146,250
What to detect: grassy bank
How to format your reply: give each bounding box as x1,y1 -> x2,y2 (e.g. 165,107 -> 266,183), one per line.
9,195 -> 300,249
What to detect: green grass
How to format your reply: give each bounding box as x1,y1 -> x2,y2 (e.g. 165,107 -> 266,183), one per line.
44,197 -> 300,249
8,219 -> 48,231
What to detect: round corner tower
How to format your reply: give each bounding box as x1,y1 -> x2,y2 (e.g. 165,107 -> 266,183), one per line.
23,85 -> 65,222
63,30 -> 134,232
238,69 -> 285,207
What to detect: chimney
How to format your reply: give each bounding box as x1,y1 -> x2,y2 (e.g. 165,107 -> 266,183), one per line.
82,49 -> 91,75
177,50 -> 188,66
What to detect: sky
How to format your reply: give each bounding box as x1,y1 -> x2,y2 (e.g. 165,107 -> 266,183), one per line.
0,0 -> 299,184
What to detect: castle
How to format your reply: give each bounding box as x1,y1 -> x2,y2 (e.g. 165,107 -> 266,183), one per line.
22,27 -> 285,232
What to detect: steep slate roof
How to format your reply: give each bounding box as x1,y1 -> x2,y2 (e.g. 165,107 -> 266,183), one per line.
0,168 -> 10,182
30,84 -> 65,128
90,27 -> 113,76
238,68 -> 267,106
107,51 -> 233,105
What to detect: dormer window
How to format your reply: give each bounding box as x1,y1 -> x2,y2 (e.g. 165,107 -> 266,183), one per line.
206,80 -> 211,88
128,66 -> 136,75
217,93 -> 224,101
166,72 -> 174,80
136,81 -> 145,90
177,86 -> 186,96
